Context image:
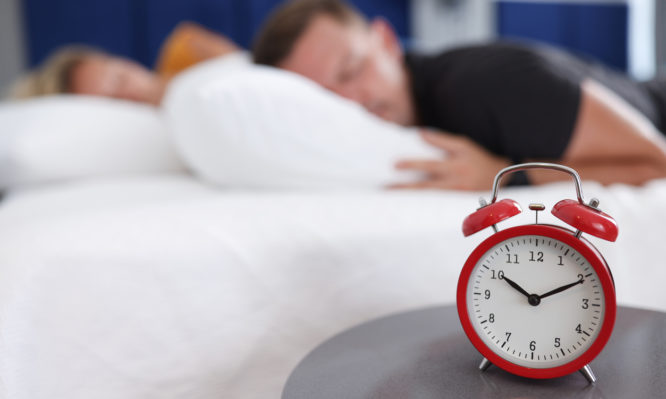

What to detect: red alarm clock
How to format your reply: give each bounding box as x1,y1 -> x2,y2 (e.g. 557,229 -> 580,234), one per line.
457,163 -> 618,383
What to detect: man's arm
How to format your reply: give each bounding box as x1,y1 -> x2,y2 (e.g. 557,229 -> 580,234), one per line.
527,79 -> 666,185
395,79 -> 666,190
530,158 -> 666,186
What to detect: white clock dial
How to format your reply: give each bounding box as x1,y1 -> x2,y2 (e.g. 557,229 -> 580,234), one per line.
466,235 -> 605,368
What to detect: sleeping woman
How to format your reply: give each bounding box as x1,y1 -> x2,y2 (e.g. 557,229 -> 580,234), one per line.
9,22 -> 240,105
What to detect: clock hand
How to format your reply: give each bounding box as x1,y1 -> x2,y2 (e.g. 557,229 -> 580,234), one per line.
502,276 -> 530,298
503,275 -> 543,306
539,279 -> 584,300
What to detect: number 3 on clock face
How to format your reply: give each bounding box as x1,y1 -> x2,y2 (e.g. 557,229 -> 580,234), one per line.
457,225 -> 616,379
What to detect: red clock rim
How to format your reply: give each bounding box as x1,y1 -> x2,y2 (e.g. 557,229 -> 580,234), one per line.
456,224 -> 617,379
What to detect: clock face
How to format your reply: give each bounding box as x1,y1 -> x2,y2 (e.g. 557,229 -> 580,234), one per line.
465,233 -> 606,369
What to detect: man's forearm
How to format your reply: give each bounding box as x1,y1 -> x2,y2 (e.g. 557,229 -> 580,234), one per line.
565,80 -> 666,164
539,79 -> 666,186
527,158 -> 666,186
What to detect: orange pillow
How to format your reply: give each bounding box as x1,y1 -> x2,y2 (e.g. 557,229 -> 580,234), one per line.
155,26 -> 204,79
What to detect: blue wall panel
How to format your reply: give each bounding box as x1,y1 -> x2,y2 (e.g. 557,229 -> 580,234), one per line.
23,0 -> 409,68
497,1 -> 628,72
24,0 -> 135,66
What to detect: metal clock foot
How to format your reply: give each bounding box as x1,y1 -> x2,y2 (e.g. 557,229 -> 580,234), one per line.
478,358 -> 492,372
579,364 -> 597,384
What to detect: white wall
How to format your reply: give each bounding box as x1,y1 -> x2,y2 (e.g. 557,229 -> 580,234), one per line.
627,0 -> 655,80
0,0 -> 26,96
410,0 -> 495,53
657,0 -> 666,77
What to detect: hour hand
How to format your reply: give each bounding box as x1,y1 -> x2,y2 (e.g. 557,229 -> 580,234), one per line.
502,275 -> 530,298
539,279 -> 584,300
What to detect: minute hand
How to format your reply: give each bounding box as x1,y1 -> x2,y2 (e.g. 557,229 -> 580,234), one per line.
539,279 -> 584,300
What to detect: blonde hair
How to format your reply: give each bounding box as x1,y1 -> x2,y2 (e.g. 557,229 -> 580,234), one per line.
8,45 -> 104,100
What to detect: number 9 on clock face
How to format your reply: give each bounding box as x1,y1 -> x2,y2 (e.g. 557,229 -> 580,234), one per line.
457,225 -> 616,379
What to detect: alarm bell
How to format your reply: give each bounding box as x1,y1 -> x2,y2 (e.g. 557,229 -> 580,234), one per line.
462,199 -> 521,237
462,163 -> 618,242
552,199 -> 618,242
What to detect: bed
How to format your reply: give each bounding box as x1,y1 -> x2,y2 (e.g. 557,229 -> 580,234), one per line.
1,171 -> 666,398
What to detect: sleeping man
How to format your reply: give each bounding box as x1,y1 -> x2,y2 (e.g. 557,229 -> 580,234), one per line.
252,0 -> 666,189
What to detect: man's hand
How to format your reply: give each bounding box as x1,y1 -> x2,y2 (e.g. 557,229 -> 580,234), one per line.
392,131 -> 510,191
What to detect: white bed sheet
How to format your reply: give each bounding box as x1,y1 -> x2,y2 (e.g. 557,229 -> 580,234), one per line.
1,176 -> 665,398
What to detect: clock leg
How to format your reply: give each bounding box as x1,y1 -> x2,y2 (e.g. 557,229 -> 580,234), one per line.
579,364 -> 597,384
478,357 -> 492,372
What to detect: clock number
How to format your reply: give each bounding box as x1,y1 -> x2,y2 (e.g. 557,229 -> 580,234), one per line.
554,337 -> 561,348
505,332 -> 511,342
557,256 -> 564,266
491,270 -> 505,280
582,298 -> 589,309
505,254 -> 519,264
484,289 -> 491,299
576,324 -> 583,334
578,274 -> 584,281
529,251 -> 544,262
489,313 -> 495,323
529,341 -> 536,351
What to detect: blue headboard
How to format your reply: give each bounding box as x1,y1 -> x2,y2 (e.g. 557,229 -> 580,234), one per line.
23,0 -> 629,74
23,0 -> 410,68
497,1 -> 628,72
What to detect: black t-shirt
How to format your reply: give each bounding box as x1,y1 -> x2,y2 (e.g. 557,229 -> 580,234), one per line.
406,42 -> 664,161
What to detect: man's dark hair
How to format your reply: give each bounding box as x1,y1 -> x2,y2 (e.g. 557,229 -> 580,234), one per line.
253,0 -> 365,67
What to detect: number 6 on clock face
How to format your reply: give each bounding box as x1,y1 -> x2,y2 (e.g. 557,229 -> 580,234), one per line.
457,163 -> 618,382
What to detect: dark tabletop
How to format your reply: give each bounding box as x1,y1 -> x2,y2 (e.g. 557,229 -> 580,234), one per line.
283,305 -> 666,399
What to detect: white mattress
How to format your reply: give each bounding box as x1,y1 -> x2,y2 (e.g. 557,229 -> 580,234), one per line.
1,176 -> 665,398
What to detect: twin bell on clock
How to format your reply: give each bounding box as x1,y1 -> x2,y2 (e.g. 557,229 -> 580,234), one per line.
456,163 -> 618,384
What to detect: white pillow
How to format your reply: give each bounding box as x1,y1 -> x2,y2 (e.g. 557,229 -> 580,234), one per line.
166,51 -> 252,94
163,65 -> 442,189
0,96 -> 185,189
